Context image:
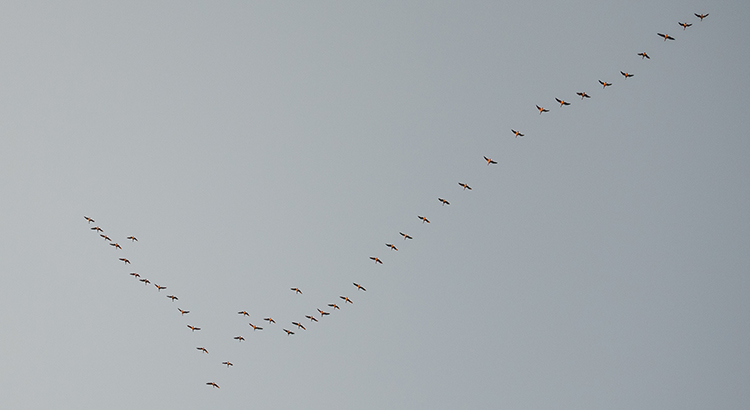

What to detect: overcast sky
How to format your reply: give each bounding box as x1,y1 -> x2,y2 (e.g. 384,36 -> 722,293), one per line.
1,1 -> 749,409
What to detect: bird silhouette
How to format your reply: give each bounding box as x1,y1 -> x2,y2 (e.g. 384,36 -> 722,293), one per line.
263,317 -> 276,324
621,71 -> 634,79
511,129 -> 524,138
84,216 -> 94,224
328,303 -> 340,310
283,329 -> 295,335
418,215 -> 431,223
292,322 -> 306,330
370,256 -> 383,264
222,361 -> 233,367
100,234 -> 111,241
555,98 -> 571,107
179,308 -> 190,315
155,284 -> 166,292
139,278 -> 150,285
129,272 -> 140,278
188,325 -> 201,332
657,32 -> 675,41
317,308 -> 330,316
536,105 -> 549,114
119,258 -> 130,264
290,287 -> 302,294
238,311 -> 250,317
353,282 -> 366,291
91,226 -> 103,232
126,236 -> 138,242
305,315 -> 319,322
599,80 -> 612,88
695,13 -> 708,21
249,323 -> 263,331
678,21 -> 692,30
637,52 -> 650,59
458,182 -> 472,190
483,156 -> 497,165
399,232 -> 413,240
197,347 -> 208,354
340,296 -> 353,304
167,295 -> 178,301
234,336 -> 245,342
206,382 -> 219,389
386,243 -> 399,251
576,92 -> 591,99
110,243 -> 122,250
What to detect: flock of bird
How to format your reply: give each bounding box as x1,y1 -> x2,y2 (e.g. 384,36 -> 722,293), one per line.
83,12 -> 709,391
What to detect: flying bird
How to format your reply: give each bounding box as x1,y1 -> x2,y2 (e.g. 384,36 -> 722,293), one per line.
119,258 -> 130,264
555,98 -> 571,107
483,156 -> 497,165
678,21 -> 692,30
370,257 -> 383,264
576,92 -> 591,99
511,129 -> 524,138
126,236 -> 138,242
657,33 -> 675,41
418,215 -> 431,223
438,198 -> 450,205
249,323 -> 263,331
234,336 -> 245,342
222,361 -> 233,367
621,71 -> 634,79
238,311 -> 250,316
328,303 -> 340,310
155,284 -> 166,292
536,105 -> 549,114
129,272 -> 140,278
290,287 -> 302,294
317,308 -> 330,316
305,315 -> 318,322
167,295 -> 178,301
263,317 -> 276,324
139,278 -> 150,285
100,234 -> 111,241
178,308 -> 190,315
197,347 -> 208,354
695,13 -> 708,21
84,216 -> 94,224
110,243 -> 122,250
458,182 -> 472,190
90,226 -> 103,232
340,296 -> 353,304
353,282 -> 366,291
292,322 -> 306,330
599,80 -> 612,88
206,382 -> 219,389
399,232 -> 413,240
385,243 -> 398,251
637,52 -> 650,59
283,329 -> 295,335
188,325 -> 201,332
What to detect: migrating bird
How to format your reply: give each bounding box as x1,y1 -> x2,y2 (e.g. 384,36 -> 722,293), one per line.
234,336 -> 245,342
576,92 -> 591,99
695,13 -> 709,21
206,382 -> 220,389
305,315 -> 318,322
290,287 -> 302,295
353,282 -> 366,291
126,236 -> 138,242
100,234 -> 111,241
637,52 -> 650,59
678,21 -> 692,30
340,296 -> 353,304
109,243 -> 122,250
222,361 -> 233,367
292,322 -> 306,330
119,258 -> 130,264
328,303 -> 340,310
249,323 -> 263,331
188,325 -> 201,332
84,216 -> 94,224
599,80 -> 612,88
370,256 -> 383,264
621,71 -> 634,79
238,311 -> 250,317
283,329 -> 295,336
438,198 -> 450,205
458,182 -> 472,190
139,278 -> 150,285
129,272 -> 140,278
399,232 -> 413,240
178,308 -> 190,315
167,295 -> 178,301
483,156 -> 497,165
197,347 -> 208,354
386,243 -> 398,251
90,226 -> 103,232
511,129 -> 524,138
536,105 -> 549,114
555,98 -> 571,107
155,284 -> 166,292
657,32 -> 675,41
317,308 -> 330,316
263,317 -> 276,324
418,215 -> 431,223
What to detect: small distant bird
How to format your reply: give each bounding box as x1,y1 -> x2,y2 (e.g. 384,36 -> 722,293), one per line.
206,382 -> 220,389
657,33 -> 675,41
678,21 -> 692,30
305,315 -> 318,322
84,216 -> 94,224
438,198 -> 450,205
129,272 -> 140,278
555,98 -> 571,107
370,257 -> 383,264
100,234 -> 111,241
234,336 -> 245,342
576,92 -> 591,99
599,80 -> 612,88
353,282 -> 366,291
91,226 -> 103,232
386,243 -> 398,251
536,105 -> 549,114
290,287 -> 302,294
263,317 -> 276,324
283,329 -> 295,335
126,236 -> 138,242
139,278 -> 150,285
167,295 -> 178,301
328,303 -> 340,310
317,308 -> 330,316
400,232 -> 413,240
178,308 -> 190,315
292,322 -> 306,330
418,215 -> 431,223
340,296 -> 353,304
197,347 -> 208,354
621,71 -> 634,79
458,182 -> 472,190
511,129 -> 524,138
695,13 -> 708,21
249,323 -> 263,331
119,258 -> 130,264
483,156 -> 497,166
637,52 -> 650,60
238,311 -> 249,317
155,284 -> 166,292
188,325 -> 201,332
222,361 -> 233,367
110,243 -> 122,250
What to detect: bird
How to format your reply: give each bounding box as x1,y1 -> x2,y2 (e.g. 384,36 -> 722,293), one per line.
238,311 -> 250,317
90,226 -> 103,232
370,256 -> 383,264
536,105 -> 549,114
129,272 -> 140,278
119,258 -> 130,264
328,303 -> 340,310
438,197 -> 450,205
678,21 -> 692,30
483,156 -> 497,166
290,287 -> 302,294
197,347 -> 208,354
399,232 -> 413,240
305,315 -> 318,322
100,234 -> 111,241
178,308 -> 190,315
167,295 -> 178,301
292,322 -> 306,330
458,182 -> 472,190
340,296 -> 353,304
139,278 -> 150,285
206,382 -> 220,389
621,71 -> 634,79
317,308 -> 330,316
126,236 -> 138,242
695,13 -> 709,21
249,323 -> 263,331
511,129 -> 524,138
637,52 -> 650,59
386,243 -> 398,251
234,336 -> 245,342
657,32 -> 675,41
599,80 -> 612,88
283,329 -> 295,335
188,325 -> 201,332
555,98 -> 571,107
576,92 -> 591,99
353,282 -> 366,291
418,215 -> 431,223
84,216 -> 94,224
222,361 -> 233,367
110,243 -> 122,250
263,317 -> 276,324
155,284 -> 166,292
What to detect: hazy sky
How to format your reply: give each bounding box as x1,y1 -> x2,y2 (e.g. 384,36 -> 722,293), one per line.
1,1 -> 749,409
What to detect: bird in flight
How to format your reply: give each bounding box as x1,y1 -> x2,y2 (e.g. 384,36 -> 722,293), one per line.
179,308 -> 190,315
290,287 -> 302,294
206,382 -> 219,389
222,361 -> 233,367
317,308 -> 330,316
305,315 -> 318,322
370,256 -> 383,264
249,323 -> 263,331
119,258 -> 130,264
353,282 -> 366,291
155,284 -> 166,292
126,236 -> 138,242
511,129 -> 524,138
139,278 -> 150,285
599,80 -> 612,88
197,347 -> 208,354
483,156 -> 497,166
238,311 -> 250,317
283,329 -> 295,335
438,197 -> 450,206
418,215 -> 431,223
129,272 -> 140,278
328,303 -> 340,310
91,226 -> 103,232
576,92 -> 591,99
167,295 -> 178,301
100,234 -> 111,241
536,105 -> 549,114
263,317 -> 276,324
637,52 -> 650,59
340,296 -> 353,304
555,98 -> 571,107
657,33 -> 675,41
292,321 -> 306,330
678,21 -> 692,30
110,243 -> 122,250
621,71 -> 634,79
84,216 -> 94,224
399,232 -> 413,240
188,325 -> 201,332
385,243 -> 398,251
458,182 -> 472,190
234,336 -> 245,342
695,13 -> 708,21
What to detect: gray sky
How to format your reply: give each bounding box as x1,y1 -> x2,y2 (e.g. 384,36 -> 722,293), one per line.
1,1 -> 749,409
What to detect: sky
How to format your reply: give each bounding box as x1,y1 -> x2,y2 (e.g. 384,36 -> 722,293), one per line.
1,1 -> 749,409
